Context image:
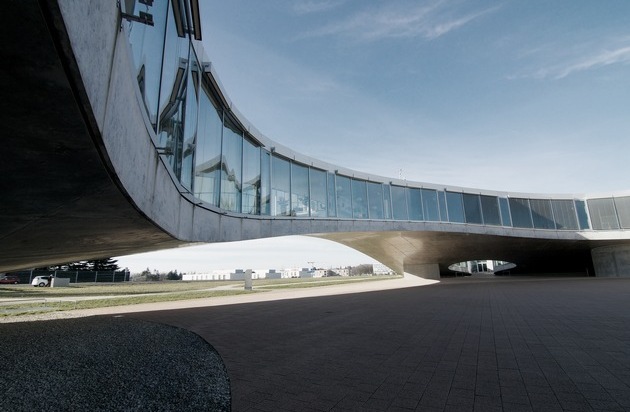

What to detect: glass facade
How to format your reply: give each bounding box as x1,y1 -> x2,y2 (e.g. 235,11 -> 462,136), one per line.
122,1 -> 627,234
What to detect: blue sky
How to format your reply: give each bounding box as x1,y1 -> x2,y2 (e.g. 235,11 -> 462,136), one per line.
117,1 -> 630,273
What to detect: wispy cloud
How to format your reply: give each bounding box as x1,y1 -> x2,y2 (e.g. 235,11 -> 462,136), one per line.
300,1 -> 499,42
510,42 -> 630,80
292,0 -> 346,15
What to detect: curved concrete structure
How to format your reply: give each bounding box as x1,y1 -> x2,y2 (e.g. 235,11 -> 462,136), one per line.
2,0 -> 630,277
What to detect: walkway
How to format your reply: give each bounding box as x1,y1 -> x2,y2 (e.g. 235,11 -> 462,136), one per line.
126,276 -> 630,411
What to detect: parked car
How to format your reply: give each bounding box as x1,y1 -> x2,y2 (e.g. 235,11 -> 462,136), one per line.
31,276 -> 51,287
0,275 -> 20,284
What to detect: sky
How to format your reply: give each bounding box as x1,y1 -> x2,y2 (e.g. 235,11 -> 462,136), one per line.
116,1 -> 630,273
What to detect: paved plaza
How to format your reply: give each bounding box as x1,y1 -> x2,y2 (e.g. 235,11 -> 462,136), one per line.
126,277 -> 630,411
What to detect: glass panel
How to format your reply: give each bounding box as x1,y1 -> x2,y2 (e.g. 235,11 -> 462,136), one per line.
509,198 -> 533,228
446,192 -> 464,223
480,195 -> 501,226
123,0 -> 168,129
407,188 -> 423,221
352,180 -> 368,219
242,139 -> 260,214
530,199 -> 555,229
588,198 -> 620,230
271,156 -> 290,216
614,197 -> 630,229
383,185 -> 392,219
438,191 -> 448,222
310,168 -> 327,217
327,173 -> 337,217
157,35 -> 189,178
368,182 -> 384,219
551,200 -> 578,230
499,198 -> 511,226
260,151 -> 270,215
193,76 -> 222,206
291,163 -> 309,217
575,200 -> 590,230
421,189 -> 439,221
391,186 -> 408,220
180,49 -> 200,191
336,175 -> 352,218
463,194 -> 483,224
220,118 -> 242,212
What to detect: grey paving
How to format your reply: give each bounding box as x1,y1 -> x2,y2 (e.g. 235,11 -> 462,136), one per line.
127,278 -> 630,411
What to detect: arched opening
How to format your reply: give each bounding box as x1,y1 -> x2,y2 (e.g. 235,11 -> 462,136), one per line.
448,260 -> 516,276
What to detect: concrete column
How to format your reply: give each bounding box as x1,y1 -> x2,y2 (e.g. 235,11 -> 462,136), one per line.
591,245 -> 630,277
403,263 -> 440,280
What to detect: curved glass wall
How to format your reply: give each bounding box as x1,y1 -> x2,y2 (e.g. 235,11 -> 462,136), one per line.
123,0 -> 630,233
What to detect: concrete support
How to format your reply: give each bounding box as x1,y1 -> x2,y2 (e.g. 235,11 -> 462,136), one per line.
591,244 -> 630,277
403,263 -> 441,280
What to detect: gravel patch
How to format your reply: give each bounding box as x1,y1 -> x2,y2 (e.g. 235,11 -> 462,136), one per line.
0,316 -> 230,411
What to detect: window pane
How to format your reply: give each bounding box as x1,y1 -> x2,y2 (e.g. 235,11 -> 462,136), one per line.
336,175 -> 352,218
352,180 -> 368,219
480,195 -> 501,226
327,173 -> 337,217
194,77 -> 222,206
291,163 -> 309,217
391,186 -> 408,220
438,191 -> 448,222
615,197 -> 630,229
446,192 -> 464,223
368,182 -> 384,219
220,118 -> 242,212
180,50 -> 200,191
463,194 -> 483,224
271,156 -> 290,216
383,185 -> 392,219
260,151 -> 270,215
588,198 -> 620,230
530,199 -> 555,229
242,139 -> 260,214
575,200 -> 590,230
499,198 -> 512,226
310,168 -> 327,217
509,198 -> 533,228
407,188 -> 423,221
422,189 -> 440,221
551,199 -> 577,230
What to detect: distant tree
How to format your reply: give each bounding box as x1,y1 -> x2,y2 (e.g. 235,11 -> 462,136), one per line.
67,261 -> 90,270
326,269 -> 339,277
90,258 -> 119,271
349,264 -> 374,276
166,270 -> 181,280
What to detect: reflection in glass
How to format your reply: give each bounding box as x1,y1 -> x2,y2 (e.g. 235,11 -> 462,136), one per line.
336,176 -> 353,218
242,139 -> 260,214
368,182 -> 384,219
446,192 -> 464,223
614,196 -> 630,229
588,198 -> 620,230
499,198 -> 511,226
551,199 -> 578,230
271,156 -> 290,216
352,180 -> 368,219
575,200 -> 590,230
383,185 -> 392,219
438,191 -> 448,221
530,199 -> 555,229
260,151 -> 270,215
480,195 -> 501,226
180,50 -> 200,190
310,168 -> 327,217
407,188 -> 423,221
194,76 -> 222,206
391,186 -> 408,220
220,118 -> 242,212
421,189 -> 439,221
463,194 -> 483,224
291,163 -> 310,217
327,173 -> 336,217
509,198 -> 533,228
